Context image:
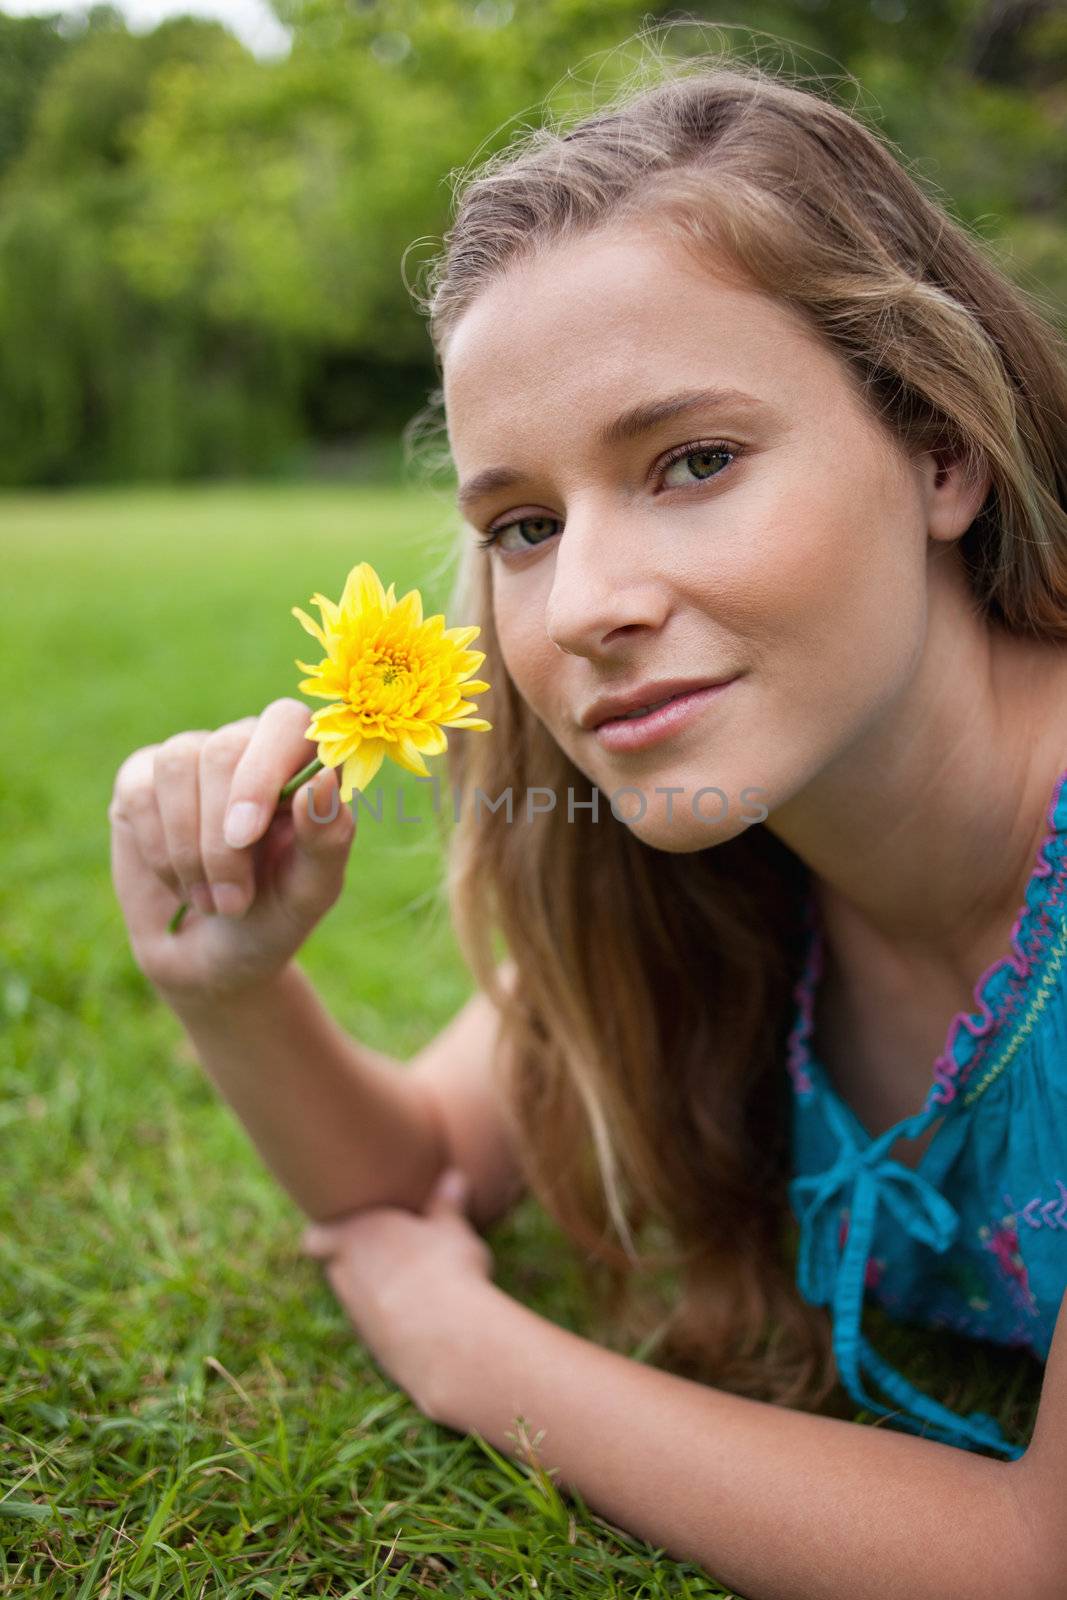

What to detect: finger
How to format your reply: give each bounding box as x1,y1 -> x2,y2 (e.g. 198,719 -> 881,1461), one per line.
279,764 -> 355,921
221,698 -> 321,852
423,1166 -> 469,1215
301,1215 -> 363,1257
301,1222 -> 339,1257
198,717 -> 260,919
110,746 -> 182,898
153,733 -> 212,906
109,788 -> 186,935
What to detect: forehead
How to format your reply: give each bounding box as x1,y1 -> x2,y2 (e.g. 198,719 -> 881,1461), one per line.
441,222 -> 840,462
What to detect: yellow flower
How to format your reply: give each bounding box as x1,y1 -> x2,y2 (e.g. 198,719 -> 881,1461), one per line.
291,561 -> 491,803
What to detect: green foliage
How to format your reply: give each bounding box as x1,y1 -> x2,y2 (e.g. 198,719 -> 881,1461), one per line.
116,0 -> 660,355
0,1 -> 1063,485
0,12 -> 70,180
0,15 -> 308,484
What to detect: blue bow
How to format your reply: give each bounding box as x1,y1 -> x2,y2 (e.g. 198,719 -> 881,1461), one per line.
789,1089 -> 1025,1458
790,1097 -> 961,1308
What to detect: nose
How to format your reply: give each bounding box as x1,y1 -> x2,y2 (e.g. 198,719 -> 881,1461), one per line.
543,501 -> 670,657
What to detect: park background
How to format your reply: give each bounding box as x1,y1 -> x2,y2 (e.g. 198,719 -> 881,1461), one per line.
2,3 -> 1065,1595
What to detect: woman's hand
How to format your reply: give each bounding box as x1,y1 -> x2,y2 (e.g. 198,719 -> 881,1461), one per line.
300,1167 -> 496,1422
108,697 -> 356,1007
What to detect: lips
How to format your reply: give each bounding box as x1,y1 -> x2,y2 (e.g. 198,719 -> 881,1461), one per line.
591,679 -> 737,752
581,674 -> 739,731
608,693 -> 686,721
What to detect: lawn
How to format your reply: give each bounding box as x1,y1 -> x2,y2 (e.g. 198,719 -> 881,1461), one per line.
0,484 -> 1044,1598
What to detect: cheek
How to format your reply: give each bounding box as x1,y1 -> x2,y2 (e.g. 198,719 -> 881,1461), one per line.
741,454 -> 927,708
494,586 -> 556,707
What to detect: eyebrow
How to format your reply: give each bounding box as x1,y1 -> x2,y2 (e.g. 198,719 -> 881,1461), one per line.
455,386 -> 771,512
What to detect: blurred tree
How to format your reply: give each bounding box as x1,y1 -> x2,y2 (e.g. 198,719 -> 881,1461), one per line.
0,14 -> 307,484
117,0 -> 660,355
0,0 -> 1062,484
20,13 -> 232,173
0,13 -> 69,182
966,0 -> 1067,85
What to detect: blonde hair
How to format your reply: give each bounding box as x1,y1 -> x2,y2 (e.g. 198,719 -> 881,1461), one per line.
404,31 -> 1067,1412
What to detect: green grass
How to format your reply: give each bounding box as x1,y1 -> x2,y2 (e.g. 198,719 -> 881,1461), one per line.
0,485 -> 1044,1597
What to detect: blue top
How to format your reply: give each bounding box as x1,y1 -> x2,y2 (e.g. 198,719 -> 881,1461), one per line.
786,765 -> 1067,1459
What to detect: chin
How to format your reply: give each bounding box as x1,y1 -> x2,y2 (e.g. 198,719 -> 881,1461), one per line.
607,791 -> 758,855
627,818 -> 751,855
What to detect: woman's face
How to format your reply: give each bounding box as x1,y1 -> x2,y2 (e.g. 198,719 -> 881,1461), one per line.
441,221 -> 960,854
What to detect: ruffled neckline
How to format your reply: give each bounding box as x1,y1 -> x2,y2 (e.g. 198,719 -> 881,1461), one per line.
787,765 -> 1067,1116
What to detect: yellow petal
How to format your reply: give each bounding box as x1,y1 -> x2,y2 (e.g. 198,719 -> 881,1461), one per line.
339,562 -> 387,618
340,740 -> 387,800
440,689 -> 488,715
456,679 -> 491,694
309,593 -> 341,633
308,705 -> 350,729
392,588 -> 424,630
389,736 -> 432,777
439,715 -> 492,731
311,711 -> 355,733
291,606 -> 328,649
409,723 -> 448,756
298,678 -> 345,700
443,624 -> 480,650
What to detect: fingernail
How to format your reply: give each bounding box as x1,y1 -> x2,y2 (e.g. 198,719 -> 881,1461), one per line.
211,883 -> 249,918
224,802 -> 262,848
439,1168 -> 465,1202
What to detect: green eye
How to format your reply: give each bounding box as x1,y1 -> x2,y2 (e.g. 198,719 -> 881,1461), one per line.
659,444 -> 735,486
475,515 -> 560,554
515,518 -> 559,544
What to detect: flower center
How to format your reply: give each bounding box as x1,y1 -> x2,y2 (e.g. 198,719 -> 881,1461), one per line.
369,645 -> 411,683
348,644 -> 418,720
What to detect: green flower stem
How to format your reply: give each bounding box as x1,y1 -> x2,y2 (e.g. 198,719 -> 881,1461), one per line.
278,756 -> 325,800
166,756 -> 325,934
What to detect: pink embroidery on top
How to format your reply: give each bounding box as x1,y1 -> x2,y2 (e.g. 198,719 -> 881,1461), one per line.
930,768 -> 1067,1105
978,1203 -> 1040,1320
1016,1178 -> 1067,1230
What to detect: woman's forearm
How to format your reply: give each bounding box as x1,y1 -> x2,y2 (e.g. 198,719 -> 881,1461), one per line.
430,1283 -> 1052,1600
163,962 -> 448,1222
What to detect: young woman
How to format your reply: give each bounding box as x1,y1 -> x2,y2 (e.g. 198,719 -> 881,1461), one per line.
110,48 -> 1067,1599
